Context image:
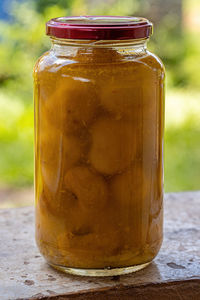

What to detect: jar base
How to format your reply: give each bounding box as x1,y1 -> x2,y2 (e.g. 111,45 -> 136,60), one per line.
49,261 -> 151,277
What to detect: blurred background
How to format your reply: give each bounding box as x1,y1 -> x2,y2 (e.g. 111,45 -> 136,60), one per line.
0,0 -> 200,207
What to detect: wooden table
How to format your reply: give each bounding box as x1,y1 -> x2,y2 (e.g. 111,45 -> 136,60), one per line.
0,192 -> 200,300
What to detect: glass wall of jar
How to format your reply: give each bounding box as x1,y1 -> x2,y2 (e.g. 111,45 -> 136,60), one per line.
34,16 -> 165,276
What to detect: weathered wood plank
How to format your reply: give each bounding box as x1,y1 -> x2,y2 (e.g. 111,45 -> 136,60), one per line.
0,192 -> 200,300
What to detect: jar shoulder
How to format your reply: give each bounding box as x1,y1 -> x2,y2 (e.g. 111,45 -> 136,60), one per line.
33,49 -> 165,81
141,51 -> 165,73
33,50 -> 59,77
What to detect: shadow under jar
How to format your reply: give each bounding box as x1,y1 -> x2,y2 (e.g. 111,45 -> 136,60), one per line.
34,16 -> 165,276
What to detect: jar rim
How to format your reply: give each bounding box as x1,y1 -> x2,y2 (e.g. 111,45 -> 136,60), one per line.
46,16 -> 153,40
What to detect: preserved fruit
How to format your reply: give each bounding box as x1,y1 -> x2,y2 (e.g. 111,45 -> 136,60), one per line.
34,16 -> 165,276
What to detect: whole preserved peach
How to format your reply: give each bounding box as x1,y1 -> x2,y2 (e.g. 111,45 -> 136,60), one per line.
64,166 -> 108,212
109,163 -> 150,248
89,118 -> 137,175
43,78 -> 99,134
56,227 -> 122,269
39,126 -> 86,193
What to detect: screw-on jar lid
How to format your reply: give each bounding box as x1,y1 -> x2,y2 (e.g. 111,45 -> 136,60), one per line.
46,16 -> 153,40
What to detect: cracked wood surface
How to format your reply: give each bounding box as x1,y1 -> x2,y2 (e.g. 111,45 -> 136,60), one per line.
0,192 -> 200,300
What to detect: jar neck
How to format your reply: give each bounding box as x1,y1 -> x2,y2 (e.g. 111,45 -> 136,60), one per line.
50,37 -> 148,58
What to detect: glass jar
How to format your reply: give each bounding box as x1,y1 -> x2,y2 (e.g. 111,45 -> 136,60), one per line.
34,16 -> 165,276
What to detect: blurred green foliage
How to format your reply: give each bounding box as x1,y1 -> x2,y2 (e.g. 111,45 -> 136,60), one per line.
0,0 -> 200,191
165,89 -> 200,191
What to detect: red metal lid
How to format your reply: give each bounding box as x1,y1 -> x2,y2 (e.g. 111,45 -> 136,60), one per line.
46,16 -> 153,40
